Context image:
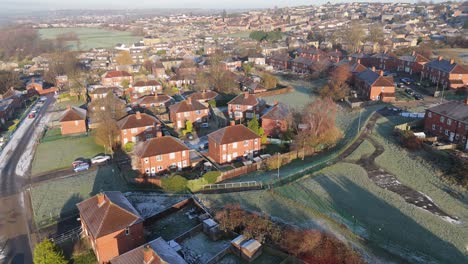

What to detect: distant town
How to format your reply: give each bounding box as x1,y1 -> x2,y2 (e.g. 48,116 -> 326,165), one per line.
0,1 -> 467,264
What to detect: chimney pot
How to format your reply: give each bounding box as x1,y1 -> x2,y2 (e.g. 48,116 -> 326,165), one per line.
372,66 -> 376,72
379,70 -> 384,76
357,59 -> 361,64
244,92 -> 249,99
97,193 -> 105,206
230,120 -> 236,126
438,56 -> 443,61
464,97 -> 468,105
67,105 -> 71,111
156,131 -> 162,137
135,111 -> 142,120
450,58 -> 455,65
143,245 -> 154,264
187,97 -> 192,104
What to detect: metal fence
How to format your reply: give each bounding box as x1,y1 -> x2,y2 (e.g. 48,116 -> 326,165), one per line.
50,226 -> 82,244
201,181 -> 263,190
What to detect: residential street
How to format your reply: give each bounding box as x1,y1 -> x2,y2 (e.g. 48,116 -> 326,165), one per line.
0,95 -> 54,263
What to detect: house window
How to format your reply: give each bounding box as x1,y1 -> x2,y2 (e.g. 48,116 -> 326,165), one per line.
222,154 -> 226,160
157,155 -> 162,161
157,166 -> 163,171
196,110 -> 201,115
447,119 -> 452,125
125,227 -> 130,236
455,134 -> 459,140
184,112 -> 190,117
151,167 -> 155,173
427,112 -> 432,118
233,152 -> 238,158
144,158 -> 149,164
254,139 -> 258,144
440,116 -> 445,123
232,142 -> 237,149
75,120 -> 79,126
432,124 -> 436,130
381,87 -> 385,92
235,111 -> 242,117
145,168 -> 150,174
444,129 -> 449,136
182,151 -> 186,157
244,140 -> 249,147
236,105 -> 241,110
182,160 -> 187,167
131,128 -> 137,134
223,145 -> 226,151
169,153 -> 175,159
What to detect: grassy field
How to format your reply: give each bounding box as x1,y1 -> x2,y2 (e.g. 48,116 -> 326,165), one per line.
39,27 -> 142,50
30,165 -> 126,228
344,140 -> 375,162
434,48 -> 468,66
31,135 -> 104,175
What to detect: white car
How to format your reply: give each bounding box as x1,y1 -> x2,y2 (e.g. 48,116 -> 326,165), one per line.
91,155 -> 111,164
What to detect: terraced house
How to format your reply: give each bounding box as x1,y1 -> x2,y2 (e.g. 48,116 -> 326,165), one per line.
101,70 -> 133,87
354,67 -> 395,102
208,124 -> 261,164
421,57 -> 468,89
77,192 -> 145,264
228,92 -> 259,120
424,99 -> 468,150
117,111 -> 161,146
133,136 -> 190,175
169,97 -> 209,129
397,51 -> 430,74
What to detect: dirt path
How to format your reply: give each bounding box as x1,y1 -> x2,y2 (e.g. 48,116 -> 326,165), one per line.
340,113 -> 459,223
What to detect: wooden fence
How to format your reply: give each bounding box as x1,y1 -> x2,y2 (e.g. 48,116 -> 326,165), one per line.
256,86 -> 293,97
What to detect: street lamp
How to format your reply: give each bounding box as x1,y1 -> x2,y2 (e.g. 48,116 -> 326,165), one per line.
277,152 -> 280,180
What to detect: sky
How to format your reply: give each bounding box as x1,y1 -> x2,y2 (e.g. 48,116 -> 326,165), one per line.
0,0 -> 429,11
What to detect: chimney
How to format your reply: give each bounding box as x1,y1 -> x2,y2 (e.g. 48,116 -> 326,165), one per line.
156,131 -> 162,137
67,105 -> 71,111
244,92 -> 249,99
143,245 -> 154,264
438,56 -> 443,61
274,101 -> 278,106
412,50 -> 416,56
230,120 -> 236,126
136,111 -> 142,120
357,59 -> 361,64
97,193 -> 105,206
450,58 -> 455,65
187,97 -> 192,104
372,66 -> 376,72
464,97 -> 468,105
348,56 -> 352,61
379,70 -> 384,76
384,47 -> 388,54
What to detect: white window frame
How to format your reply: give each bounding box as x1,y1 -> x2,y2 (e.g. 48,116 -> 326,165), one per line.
232,142 -> 237,149
432,124 -> 436,130
447,119 -> 451,125
169,153 -> 175,159
156,155 -> 162,161
427,112 -> 432,118
144,158 -> 149,164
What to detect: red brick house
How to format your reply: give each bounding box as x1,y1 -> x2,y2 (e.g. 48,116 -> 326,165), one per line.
169,97 -> 209,129
131,80 -> 162,94
267,54 -> 291,71
228,92 -> 259,120
101,70 -> 133,87
176,60 -> 198,77
367,51 -> 398,71
290,57 -> 314,74
424,99 -> 468,150
59,106 -> 87,135
261,102 -> 291,137
152,61 -> 166,78
76,192 -> 145,264
26,78 -> 58,95
421,57 -> 468,89
110,237 -> 187,264
296,47 -> 325,61
397,51 -> 430,74
136,94 -> 173,108
208,124 -> 261,164
89,87 -> 123,101
117,112 -> 161,146
354,67 -> 395,102
133,136 -> 190,175
220,57 -> 242,72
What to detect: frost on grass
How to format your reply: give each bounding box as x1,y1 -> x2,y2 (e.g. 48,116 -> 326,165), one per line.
124,192 -> 190,219
180,233 -> 230,264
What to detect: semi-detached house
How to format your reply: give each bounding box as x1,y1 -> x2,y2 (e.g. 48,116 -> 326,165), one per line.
117,111 -> 161,146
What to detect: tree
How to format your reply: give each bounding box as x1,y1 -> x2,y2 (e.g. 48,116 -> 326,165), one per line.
44,51 -> 82,85
243,63 -> 253,75
183,120 -> 193,135
121,79 -> 130,89
33,239 -> 67,264
320,64 -> 351,101
116,51 -> 133,65
248,116 -> 267,143
0,70 -> 22,94
344,22 -> 365,52
415,43 -> 432,59
367,24 -> 384,44
262,72 -> 278,90
143,60 -> 153,73
293,97 -> 342,152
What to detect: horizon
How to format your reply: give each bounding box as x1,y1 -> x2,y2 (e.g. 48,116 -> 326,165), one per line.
0,0 -> 448,12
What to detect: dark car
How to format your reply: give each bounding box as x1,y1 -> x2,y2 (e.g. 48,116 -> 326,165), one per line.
414,94 -> 424,100
405,88 -> 415,95
186,132 -> 194,140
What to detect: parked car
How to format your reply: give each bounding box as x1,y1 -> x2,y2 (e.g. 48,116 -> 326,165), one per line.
198,142 -> 209,150
39,96 -> 47,102
200,122 -> 209,128
28,113 -> 36,119
405,88 -> 415,95
186,132 -> 194,140
414,94 -> 424,100
72,158 -> 89,168
400,78 -> 414,84
91,155 -> 111,164
74,163 -> 90,172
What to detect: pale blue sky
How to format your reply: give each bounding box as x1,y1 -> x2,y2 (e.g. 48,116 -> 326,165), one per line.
0,0 -> 427,10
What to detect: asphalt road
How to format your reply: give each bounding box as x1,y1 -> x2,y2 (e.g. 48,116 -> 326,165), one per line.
0,94 -> 55,263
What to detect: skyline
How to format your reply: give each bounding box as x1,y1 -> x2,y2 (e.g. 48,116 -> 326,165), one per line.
0,0 -> 447,11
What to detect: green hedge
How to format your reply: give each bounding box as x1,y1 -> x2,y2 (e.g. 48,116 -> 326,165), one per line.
202,171 -> 222,184
161,175 -> 188,193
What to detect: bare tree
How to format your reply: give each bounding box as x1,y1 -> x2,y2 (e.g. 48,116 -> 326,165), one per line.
367,23 -> 384,44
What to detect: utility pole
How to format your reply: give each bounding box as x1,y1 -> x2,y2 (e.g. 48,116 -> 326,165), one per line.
277,152 -> 280,180
357,108 -> 362,134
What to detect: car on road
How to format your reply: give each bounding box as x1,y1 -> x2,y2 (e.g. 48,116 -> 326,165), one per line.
28,113 -> 36,119
414,94 -> 424,100
200,122 -> 209,128
72,158 -> 89,168
39,96 -> 47,102
74,163 -> 90,172
198,142 -> 209,150
91,155 -> 111,164
400,78 -> 414,84
405,88 -> 415,95
186,132 -> 194,140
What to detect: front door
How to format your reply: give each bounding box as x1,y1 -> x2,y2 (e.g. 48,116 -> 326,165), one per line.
177,161 -> 182,170
227,154 -> 232,162
449,132 -> 455,142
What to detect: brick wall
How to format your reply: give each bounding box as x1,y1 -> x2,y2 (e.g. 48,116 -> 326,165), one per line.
60,120 -> 87,135
138,150 -> 190,175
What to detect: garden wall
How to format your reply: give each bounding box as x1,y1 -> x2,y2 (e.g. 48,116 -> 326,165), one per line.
256,86 -> 293,97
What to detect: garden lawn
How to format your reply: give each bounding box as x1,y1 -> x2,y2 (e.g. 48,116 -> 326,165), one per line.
145,205 -> 200,241
31,135 -> 104,175
180,233 -> 230,264
344,140 -> 375,162
30,165 -> 126,228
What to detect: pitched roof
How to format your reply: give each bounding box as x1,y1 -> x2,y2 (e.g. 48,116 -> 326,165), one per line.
134,136 -> 189,158
76,192 -> 142,239
356,69 -> 394,87
262,103 -> 291,120
427,100 -> 468,123
208,124 -> 260,145
169,99 -> 208,113
89,87 -> 120,95
228,93 -> 259,106
103,70 -> 132,78
59,107 -> 87,122
426,59 -> 466,73
137,94 -> 173,105
110,237 -> 188,264
117,112 -> 160,129
399,53 -> 430,63
350,63 -> 367,73
133,80 -> 161,87
186,90 -> 219,101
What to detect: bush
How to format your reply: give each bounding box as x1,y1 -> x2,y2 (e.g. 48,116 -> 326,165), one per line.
203,171 -> 222,184
399,130 -> 422,150
33,239 -> 67,264
57,92 -> 70,99
124,142 -> 135,153
161,175 -> 188,193
72,250 -> 96,264
8,119 -> 19,132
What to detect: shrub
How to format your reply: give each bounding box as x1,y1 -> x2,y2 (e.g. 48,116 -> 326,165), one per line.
124,142 -> 135,153
72,250 -> 96,264
203,171 -> 222,184
161,175 -> 188,193
8,119 -> 19,132
57,92 -> 70,99
33,239 -> 67,264
399,130 -> 422,150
